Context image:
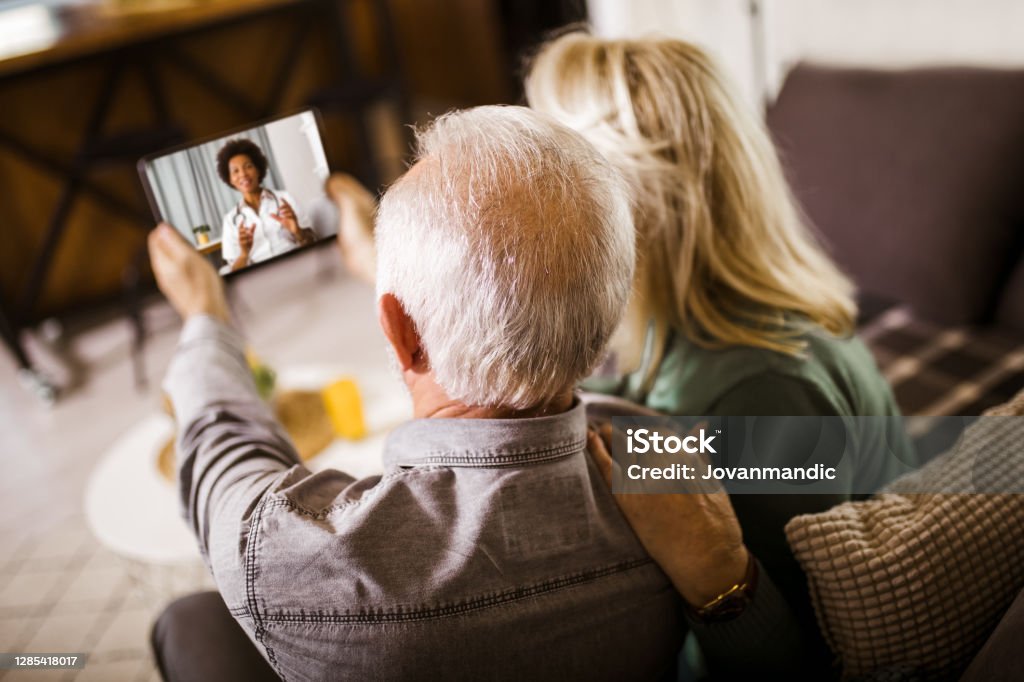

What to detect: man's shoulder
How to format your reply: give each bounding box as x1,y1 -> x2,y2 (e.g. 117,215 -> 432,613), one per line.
248,456 -> 652,602
237,456 -> 683,678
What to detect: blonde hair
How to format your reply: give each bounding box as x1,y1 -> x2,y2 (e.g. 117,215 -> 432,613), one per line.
526,32 -> 856,384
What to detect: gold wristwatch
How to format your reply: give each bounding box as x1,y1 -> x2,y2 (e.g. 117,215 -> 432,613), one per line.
686,552 -> 758,624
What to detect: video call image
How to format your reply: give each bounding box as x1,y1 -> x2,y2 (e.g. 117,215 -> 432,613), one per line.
141,111 -> 335,274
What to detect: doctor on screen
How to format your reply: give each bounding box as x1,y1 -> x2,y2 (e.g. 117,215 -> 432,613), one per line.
217,138 -> 316,272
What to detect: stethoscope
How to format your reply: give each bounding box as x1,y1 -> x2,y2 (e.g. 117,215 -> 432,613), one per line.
231,188 -> 281,229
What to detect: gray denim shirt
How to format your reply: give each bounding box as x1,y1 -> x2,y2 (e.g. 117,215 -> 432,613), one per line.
164,316 -> 684,681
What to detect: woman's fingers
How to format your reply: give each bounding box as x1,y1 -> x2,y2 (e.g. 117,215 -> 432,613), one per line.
271,205 -> 296,229
586,429 -> 614,486
579,417 -> 750,606
238,224 -> 254,254
599,422 -> 615,451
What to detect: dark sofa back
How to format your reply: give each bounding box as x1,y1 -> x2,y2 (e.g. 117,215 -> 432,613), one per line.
767,65 -> 1024,327
996,260 -> 1024,330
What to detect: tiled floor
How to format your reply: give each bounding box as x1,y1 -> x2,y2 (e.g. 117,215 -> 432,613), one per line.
0,245 -> 386,680
1,516 -> 159,682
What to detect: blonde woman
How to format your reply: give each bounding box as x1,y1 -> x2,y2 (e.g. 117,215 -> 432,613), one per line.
526,32 -> 914,677
527,33 -> 882,416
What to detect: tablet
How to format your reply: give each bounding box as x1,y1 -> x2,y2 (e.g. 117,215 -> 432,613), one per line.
138,109 -> 336,276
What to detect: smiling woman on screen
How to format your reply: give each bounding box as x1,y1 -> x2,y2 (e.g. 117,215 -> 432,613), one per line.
216,138 -> 315,272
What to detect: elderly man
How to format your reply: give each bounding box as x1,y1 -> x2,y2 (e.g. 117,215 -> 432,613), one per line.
148,106 -> 683,680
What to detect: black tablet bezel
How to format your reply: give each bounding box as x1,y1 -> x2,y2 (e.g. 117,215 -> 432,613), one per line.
137,107 -> 333,279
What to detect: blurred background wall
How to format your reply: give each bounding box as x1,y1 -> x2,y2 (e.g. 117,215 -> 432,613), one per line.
589,0 -> 1024,105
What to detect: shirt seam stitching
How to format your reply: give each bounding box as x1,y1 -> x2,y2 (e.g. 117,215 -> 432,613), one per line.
389,439 -> 584,468
255,558 -> 653,624
246,495 -> 287,680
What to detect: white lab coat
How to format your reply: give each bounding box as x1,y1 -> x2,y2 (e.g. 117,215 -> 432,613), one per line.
220,188 -> 307,269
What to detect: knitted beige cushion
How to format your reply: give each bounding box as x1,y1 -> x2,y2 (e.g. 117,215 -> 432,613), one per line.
785,391 -> 1024,679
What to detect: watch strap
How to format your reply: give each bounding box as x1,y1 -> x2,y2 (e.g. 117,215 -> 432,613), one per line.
686,552 -> 759,624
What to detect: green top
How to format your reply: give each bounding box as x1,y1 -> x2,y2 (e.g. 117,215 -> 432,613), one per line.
588,323 -> 916,678
598,324 -> 918,491
619,326 -> 902,420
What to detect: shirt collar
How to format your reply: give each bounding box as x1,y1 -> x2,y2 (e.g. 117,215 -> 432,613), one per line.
235,188 -> 274,214
383,398 -> 587,468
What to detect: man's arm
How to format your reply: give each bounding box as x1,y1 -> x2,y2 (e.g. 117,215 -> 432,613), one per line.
164,316 -> 300,569
150,223 -> 301,602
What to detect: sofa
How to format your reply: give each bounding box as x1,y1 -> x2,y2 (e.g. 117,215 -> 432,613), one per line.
767,64 -> 1024,418
769,64 -> 1024,680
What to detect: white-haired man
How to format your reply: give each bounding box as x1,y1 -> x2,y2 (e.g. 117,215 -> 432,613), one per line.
148,106 -> 683,680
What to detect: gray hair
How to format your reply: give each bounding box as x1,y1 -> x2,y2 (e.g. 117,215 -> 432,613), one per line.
375,105 -> 634,409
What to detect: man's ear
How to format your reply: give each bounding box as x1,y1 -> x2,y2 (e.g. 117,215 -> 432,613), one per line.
378,293 -> 427,372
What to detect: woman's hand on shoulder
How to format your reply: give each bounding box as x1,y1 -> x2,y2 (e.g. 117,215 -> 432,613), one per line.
587,423 -> 749,607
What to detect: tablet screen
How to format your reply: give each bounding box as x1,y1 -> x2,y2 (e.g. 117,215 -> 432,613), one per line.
139,110 -> 336,275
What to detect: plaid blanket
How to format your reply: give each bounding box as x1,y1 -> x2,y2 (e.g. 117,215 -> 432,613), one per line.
859,304 -> 1024,416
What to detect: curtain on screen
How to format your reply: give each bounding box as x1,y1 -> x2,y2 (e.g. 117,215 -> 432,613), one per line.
146,128 -> 282,244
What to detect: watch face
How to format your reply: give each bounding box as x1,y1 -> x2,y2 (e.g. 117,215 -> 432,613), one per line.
700,592 -> 752,623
